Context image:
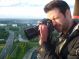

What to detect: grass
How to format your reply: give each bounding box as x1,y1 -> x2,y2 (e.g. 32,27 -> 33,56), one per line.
5,41 -> 38,59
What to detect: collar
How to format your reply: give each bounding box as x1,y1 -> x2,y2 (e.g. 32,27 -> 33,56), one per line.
59,20 -> 78,38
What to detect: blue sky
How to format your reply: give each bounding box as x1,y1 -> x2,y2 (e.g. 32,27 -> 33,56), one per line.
0,0 -> 75,19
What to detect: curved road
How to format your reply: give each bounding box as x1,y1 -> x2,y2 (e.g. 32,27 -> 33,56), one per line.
23,47 -> 37,59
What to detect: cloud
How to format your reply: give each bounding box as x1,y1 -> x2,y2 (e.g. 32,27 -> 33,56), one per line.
0,6 -> 46,19
0,0 -> 75,19
0,0 -> 50,7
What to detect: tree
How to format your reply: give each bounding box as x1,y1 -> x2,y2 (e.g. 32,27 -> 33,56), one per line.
0,27 -> 9,39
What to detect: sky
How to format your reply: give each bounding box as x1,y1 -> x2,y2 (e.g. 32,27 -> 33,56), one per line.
0,0 -> 75,19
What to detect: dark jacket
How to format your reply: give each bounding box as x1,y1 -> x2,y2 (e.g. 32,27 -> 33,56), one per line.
37,20 -> 79,59
55,22 -> 79,59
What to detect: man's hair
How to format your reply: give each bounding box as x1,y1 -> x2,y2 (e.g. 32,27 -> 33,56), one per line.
44,0 -> 70,15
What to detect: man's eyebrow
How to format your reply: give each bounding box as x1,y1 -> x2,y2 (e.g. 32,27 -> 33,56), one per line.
54,16 -> 60,19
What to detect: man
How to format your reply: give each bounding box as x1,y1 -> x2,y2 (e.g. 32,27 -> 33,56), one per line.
38,0 -> 79,59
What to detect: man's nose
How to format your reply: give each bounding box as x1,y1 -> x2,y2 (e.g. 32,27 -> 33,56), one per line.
52,20 -> 56,26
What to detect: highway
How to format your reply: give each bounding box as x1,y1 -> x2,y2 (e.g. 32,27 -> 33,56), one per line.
23,47 -> 37,59
0,31 -> 14,59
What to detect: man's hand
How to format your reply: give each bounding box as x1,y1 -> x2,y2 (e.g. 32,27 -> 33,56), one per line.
38,24 -> 48,46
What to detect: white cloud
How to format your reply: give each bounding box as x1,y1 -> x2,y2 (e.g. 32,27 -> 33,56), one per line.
0,6 -> 46,19
0,0 -> 51,7
0,0 -> 74,19
0,0 -> 19,6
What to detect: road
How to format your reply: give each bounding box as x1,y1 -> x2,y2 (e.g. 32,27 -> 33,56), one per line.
31,49 -> 38,59
0,31 -> 14,59
23,47 -> 37,59
18,34 -> 29,42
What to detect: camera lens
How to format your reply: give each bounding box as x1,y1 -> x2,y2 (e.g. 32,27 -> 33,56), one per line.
24,26 -> 39,39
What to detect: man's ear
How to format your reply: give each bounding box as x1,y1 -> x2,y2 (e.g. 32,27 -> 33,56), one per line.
65,9 -> 72,18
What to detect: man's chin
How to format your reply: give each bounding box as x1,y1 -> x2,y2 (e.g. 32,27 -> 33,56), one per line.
56,29 -> 62,33
55,27 -> 62,33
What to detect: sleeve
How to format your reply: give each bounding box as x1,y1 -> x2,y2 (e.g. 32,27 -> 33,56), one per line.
67,36 -> 79,59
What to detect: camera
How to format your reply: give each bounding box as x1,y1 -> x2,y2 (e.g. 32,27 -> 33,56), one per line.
24,18 -> 54,39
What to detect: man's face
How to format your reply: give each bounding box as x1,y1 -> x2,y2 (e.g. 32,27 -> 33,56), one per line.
47,8 -> 70,32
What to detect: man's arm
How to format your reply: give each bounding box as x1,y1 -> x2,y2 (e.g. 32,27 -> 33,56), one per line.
67,36 -> 79,59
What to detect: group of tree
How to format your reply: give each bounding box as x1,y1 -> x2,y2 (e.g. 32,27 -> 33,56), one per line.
0,27 -> 9,40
